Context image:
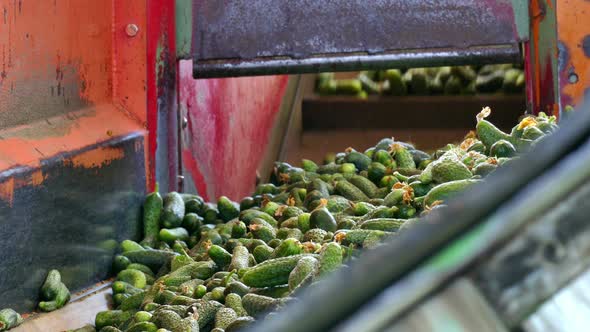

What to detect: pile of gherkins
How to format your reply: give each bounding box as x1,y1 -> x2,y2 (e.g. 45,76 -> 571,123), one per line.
316,64 -> 525,98
0,109 -> 559,332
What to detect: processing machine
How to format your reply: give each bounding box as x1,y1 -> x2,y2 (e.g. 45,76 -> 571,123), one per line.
1,0 -> 589,331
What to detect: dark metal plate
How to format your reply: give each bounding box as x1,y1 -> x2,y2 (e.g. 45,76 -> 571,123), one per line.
302,95 -> 525,130
0,134 -> 145,312
192,0 -> 526,77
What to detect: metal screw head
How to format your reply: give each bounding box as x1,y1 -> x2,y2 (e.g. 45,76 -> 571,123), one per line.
125,24 -> 139,37
569,73 -> 579,84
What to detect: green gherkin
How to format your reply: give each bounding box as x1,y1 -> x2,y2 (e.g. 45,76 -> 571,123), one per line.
85,102 -> 560,332
431,155 -> 472,183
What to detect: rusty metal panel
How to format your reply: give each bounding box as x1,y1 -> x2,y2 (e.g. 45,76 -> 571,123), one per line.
0,0 -> 111,128
0,0 -> 152,186
556,0 -> 590,113
0,0 -> 148,125
0,0 -> 156,312
192,0 -> 526,77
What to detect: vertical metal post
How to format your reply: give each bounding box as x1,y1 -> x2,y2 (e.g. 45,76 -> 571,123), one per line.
147,0 -> 179,193
526,0 -> 559,116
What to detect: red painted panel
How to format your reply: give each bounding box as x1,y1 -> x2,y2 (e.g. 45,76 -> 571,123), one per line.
179,60 -> 288,201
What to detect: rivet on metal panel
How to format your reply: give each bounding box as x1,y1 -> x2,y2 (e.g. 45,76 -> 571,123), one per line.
182,117 -> 188,129
125,24 -> 139,37
569,73 -> 579,84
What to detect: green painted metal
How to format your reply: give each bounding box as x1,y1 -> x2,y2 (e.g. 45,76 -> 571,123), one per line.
175,0 -> 192,59
428,224 -> 486,271
511,0 -> 530,41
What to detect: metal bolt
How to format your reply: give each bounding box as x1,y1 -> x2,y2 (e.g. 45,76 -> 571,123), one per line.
125,24 -> 139,37
182,116 -> 188,129
569,73 -> 579,84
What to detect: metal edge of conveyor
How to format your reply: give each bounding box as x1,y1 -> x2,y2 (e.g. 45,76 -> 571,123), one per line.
246,107 -> 590,332
257,75 -> 302,184
14,282 -> 113,331
193,45 -> 520,78
335,122 -> 590,331
276,76 -> 304,163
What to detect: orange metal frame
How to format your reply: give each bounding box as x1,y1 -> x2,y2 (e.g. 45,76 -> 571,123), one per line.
0,0 -> 289,202
0,1 -> 148,193
557,0 -> 590,111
